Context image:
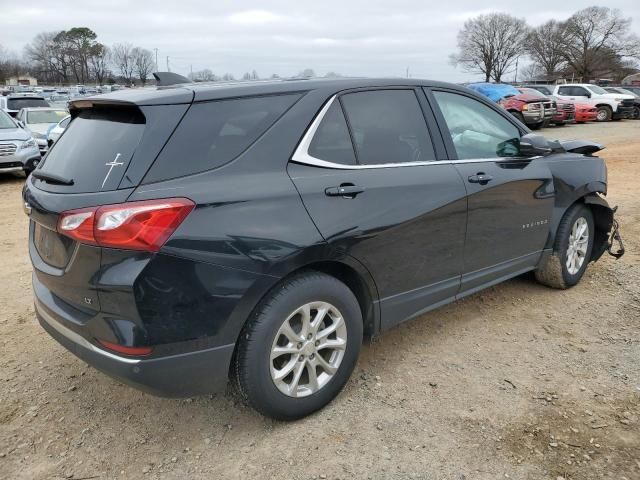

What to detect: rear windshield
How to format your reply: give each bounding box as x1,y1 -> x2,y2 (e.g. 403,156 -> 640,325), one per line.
37,106 -> 145,192
27,110 -> 68,124
7,98 -> 49,110
144,93 -> 301,183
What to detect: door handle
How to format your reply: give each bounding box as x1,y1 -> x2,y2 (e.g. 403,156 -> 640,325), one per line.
325,184 -> 365,198
468,173 -> 493,185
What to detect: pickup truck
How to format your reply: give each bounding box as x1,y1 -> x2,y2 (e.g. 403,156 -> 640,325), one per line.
553,84 -> 635,122
467,83 -> 554,129
24,76 -> 625,419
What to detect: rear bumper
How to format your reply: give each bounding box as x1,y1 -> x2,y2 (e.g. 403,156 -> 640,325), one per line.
34,284 -> 235,397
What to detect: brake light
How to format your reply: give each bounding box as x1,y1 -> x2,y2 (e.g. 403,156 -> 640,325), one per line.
57,198 -> 194,251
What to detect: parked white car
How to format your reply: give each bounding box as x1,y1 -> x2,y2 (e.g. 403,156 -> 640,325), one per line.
15,107 -> 69,155
47,115 -> 71,146
553,84 -> 635,122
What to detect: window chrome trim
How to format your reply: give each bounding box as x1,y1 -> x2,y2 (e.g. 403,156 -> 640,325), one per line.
290,95 -> 533,170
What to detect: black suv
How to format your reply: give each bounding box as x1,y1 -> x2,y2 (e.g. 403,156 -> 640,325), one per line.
24,77 -> 623,420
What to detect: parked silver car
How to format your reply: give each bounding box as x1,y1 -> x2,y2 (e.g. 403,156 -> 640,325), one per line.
15,107 -> 68,155
0,110 -> 41,175
0,95 -> 50,117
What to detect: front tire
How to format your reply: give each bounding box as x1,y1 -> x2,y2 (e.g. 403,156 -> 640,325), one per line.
235,271 -> 363,420
596,105 -> 612,122
535,204 -> 594,289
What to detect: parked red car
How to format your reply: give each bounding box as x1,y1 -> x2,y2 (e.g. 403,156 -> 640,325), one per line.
574,103 -> 598,123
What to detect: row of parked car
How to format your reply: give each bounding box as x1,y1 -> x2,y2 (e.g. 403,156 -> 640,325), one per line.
467,83 -> 640,129
0,93 -> 70,175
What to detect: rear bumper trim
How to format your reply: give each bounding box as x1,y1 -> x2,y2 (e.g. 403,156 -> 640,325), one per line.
37,301 -> 141,365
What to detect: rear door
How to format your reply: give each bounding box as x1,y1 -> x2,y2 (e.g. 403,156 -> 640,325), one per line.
557,86 -> 591,104
428,88 -> 554,294
288,88 -> 468,328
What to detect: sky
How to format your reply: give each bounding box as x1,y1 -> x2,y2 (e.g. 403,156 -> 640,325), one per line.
2,1 -> 639,82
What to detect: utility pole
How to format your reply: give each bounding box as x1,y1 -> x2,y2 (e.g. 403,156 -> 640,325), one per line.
153,48 -> 158,71
166,56 -> 170,72
514,56 -> 519,83
406,66 -> 409,78
190,64 -> 193,79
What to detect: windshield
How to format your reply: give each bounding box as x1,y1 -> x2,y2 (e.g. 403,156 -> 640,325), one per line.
7,97 -> 49,110
588,85 -> 608,95
519,88 -> 546,97
0,111 -> 17,129
27,110 -> 68,124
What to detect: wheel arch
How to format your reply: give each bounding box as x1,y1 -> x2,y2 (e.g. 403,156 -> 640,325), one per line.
226,257 -> 381,379
548,192 -> 613,262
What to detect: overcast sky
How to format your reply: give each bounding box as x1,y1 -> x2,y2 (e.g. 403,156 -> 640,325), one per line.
2,1 -> 639,82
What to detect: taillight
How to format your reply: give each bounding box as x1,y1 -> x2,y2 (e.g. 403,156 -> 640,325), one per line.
57,198 -> 194,251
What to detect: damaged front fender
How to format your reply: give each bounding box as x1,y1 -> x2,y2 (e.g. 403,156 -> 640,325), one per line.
584,195 -> 624,261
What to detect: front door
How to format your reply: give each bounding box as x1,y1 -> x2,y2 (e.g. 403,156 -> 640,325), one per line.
429,89 -> 554,294
288,89 -> 468,328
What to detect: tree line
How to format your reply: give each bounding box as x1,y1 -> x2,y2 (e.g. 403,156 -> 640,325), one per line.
0,27 -> 156,86
0,28 -> 333,87
451,6 -> 640,83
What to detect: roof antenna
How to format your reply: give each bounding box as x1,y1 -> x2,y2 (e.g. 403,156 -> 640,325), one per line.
153,71 -> 190,86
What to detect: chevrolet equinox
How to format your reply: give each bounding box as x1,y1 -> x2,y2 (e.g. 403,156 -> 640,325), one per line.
24,76 -> 623,420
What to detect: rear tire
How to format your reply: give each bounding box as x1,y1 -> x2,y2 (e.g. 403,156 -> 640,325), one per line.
234,271 -> 363,420
535,204 -> 594,289
596,105 -> 612,122
632,106 -> 640,120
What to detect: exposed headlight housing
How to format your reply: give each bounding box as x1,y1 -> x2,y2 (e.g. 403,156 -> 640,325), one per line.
19,138 -> 37,150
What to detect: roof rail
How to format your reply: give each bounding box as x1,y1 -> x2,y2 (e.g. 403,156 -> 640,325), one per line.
153,72 -> 191,87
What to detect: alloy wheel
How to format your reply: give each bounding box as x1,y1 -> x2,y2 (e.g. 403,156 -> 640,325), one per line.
270,301 -> 347,398
566,217 -> 589,275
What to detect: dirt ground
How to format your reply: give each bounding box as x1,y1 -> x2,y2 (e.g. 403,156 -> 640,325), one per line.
1,121 -> 638,480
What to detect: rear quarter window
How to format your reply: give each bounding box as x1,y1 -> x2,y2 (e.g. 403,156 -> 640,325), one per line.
145,93 -> 301,183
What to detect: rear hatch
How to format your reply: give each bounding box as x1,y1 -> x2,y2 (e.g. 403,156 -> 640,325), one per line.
26,95 -> 191,314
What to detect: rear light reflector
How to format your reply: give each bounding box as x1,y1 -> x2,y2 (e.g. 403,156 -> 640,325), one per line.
57,198 -> 194,251
98,340 -> 153,356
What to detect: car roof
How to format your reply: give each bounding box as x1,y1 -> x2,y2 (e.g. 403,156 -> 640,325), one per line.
21,107 -> 67,111
79,77 -> 470,106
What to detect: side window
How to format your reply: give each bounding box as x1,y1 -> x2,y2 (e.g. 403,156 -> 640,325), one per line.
432,91 -> 520,160
147,93 -> 300,182
308,100 -> 356,165
558,86 -> 572,96
573,87 -> 588,96
340,90 -> 435,165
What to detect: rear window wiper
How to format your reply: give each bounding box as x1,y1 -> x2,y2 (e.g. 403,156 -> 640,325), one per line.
31,171 -> 74,186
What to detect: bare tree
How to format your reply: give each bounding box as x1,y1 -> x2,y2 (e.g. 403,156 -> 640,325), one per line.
189,68 -> 218,81
563,7 -> 640,81
111,42 -> 135,84
132,47 -> 154,85
450,13 -> 528,82
89,44 -> 109,85
525,20 -> 568,79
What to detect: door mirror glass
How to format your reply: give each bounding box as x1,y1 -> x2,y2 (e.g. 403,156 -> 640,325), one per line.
518,133 -> 552,157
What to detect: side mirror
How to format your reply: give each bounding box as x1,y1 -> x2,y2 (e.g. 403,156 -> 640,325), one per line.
585,92 -> 592,98
519,133 -> 552,157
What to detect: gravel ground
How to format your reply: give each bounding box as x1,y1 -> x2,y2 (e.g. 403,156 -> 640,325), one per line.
0,121 -> 638,480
